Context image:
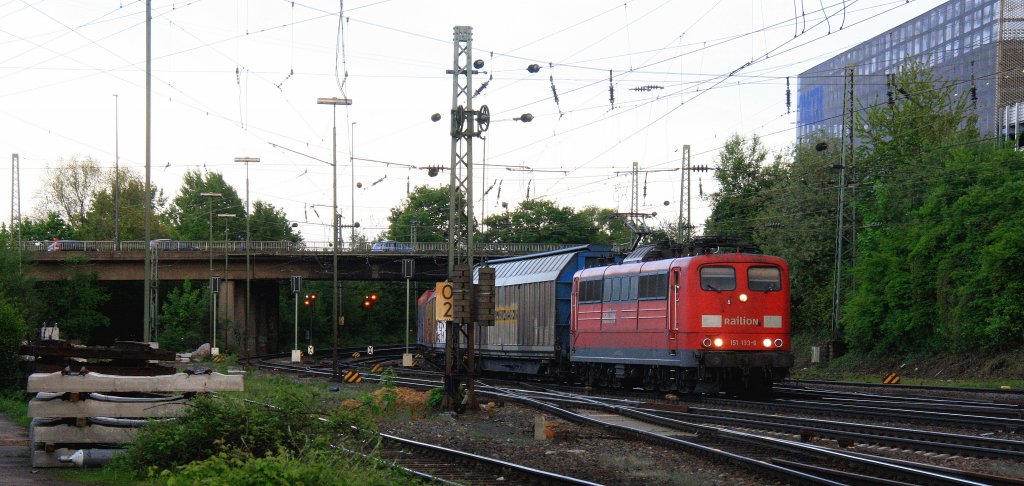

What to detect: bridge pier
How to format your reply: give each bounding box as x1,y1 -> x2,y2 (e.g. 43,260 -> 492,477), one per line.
218,280 -> 280,356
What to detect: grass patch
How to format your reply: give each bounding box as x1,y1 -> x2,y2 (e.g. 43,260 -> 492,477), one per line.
95,369 -> 426,485
0,388 -> 30,427
789,332 -> 1024,390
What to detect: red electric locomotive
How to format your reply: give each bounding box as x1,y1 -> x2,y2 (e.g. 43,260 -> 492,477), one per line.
571,252 -> 793,395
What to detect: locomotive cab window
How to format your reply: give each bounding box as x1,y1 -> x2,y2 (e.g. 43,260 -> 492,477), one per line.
748,267 -> 781,292
579,279 -> 602,303
638,272 -> 668,299
700,266 -> 735,291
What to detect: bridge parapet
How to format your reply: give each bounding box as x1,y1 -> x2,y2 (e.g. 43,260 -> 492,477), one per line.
20,240 -> 590,258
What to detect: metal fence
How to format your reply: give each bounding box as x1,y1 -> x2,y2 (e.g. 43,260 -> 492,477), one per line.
20,240 -> 587,257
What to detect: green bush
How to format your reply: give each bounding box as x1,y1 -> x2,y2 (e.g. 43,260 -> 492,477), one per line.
0,389 -> 29,427
164,448 -> 417,486
0,296 -> 26,389
426,387 -> 445,410
111,377 -> 376,477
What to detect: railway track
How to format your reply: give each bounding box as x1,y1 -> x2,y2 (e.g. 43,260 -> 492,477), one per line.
379,434 -> 599,485
489,386 -> 1024,486
785,379 -> 1024,397
253,353 -> 1024,484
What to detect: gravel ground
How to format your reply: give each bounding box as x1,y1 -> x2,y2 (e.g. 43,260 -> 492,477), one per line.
376,389 -> 781,486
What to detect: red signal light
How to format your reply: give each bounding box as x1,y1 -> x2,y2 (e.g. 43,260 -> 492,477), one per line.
303,299 -> 311,306
310,293 -> 318,301
369,293 -> 378,301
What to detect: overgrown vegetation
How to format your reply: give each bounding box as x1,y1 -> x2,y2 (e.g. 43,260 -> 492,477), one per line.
105,373 -> 419,484
156,280 -> 207,352
708,62 -> 1024,356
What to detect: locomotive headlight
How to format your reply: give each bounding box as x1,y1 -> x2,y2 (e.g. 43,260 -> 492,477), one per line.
762,338 -> 772,348
774,339 -> 784,348
702,338 -> 712,348
713,337 -> 723,348
739,293 -> 748,303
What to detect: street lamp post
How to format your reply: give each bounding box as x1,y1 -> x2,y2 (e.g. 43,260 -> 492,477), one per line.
217,213 -> 236,354
201,192 -> 222,350
317,97 -> 352,380
233,157 -> 259,358
350,121 -> 356,243
113,94 -> 121,251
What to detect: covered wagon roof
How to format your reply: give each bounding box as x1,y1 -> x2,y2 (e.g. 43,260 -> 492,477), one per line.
475,251 -> 576,286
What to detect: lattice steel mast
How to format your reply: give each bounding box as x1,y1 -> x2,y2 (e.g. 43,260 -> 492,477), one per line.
11,154 -> 21,262
830,66 -> 856,358
445,25 -> 479,409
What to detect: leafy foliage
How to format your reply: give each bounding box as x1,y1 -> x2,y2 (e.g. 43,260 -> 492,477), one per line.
80,168 -> 170,241
0,297 -> 27,388
164,449 -> 416,486
111,375 -> 376,478
385,185 -> 454,242
249,200 -> 300,242
754,141 -> 840,335
157,280 -> 207,352
481,199 -> 619,244
36,268 -> 110,343
704,134 -> 784,240
38,155 -> 104,230
17,212 -> 74,242
166,170 -> 246,241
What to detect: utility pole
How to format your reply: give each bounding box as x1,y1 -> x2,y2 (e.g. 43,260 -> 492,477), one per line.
11,154 -> 20,265
113,94 -> 121,251
677,145 -> 690,242
444,25 -> 484,410
143,0 -> 153,342
830,66 -> 856,360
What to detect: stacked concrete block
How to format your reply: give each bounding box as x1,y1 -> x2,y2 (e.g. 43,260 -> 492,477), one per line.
27,371 -> 243,467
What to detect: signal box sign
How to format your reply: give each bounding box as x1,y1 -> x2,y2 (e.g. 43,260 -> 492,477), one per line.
435,281 -> 454,321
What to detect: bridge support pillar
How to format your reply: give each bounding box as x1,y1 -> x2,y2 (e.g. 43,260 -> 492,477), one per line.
218,280 -> 280,356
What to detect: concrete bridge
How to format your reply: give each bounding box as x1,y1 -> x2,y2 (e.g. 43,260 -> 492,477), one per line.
22,240 -> 585,354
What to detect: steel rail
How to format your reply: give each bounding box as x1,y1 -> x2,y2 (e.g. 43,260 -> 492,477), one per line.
641,404 -> 1024,460
699,396 -> 1024,432
774,394 -> 1024,418
785,379 -> 1024,397
379,434 -> 602,486
483,389 -> 1024,459
570,400 -> 995,486
776,385 -> 1024,409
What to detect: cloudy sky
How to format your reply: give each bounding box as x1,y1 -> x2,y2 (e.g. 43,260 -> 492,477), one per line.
0,0 -> 944,242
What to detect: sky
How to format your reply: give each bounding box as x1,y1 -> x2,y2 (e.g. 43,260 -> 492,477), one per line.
0,0 -> 946,243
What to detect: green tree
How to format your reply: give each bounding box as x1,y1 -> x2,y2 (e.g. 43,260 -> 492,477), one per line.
36,264 -> 110,343
0,296 -> 26,389
704,134 -> 783,240
576,206 -> 634,246
158,280 -> 207,352
856,60 -> 976,227
843,63 -> 1021,354
18,212 -> 74,242
166,170 -> 245,241
754,140 -> 841,335
480,199 -> 597,244
80,168 -> 170,240
249,201 -> 300,242
385,185 -> 454,242
38,155 -> 104,230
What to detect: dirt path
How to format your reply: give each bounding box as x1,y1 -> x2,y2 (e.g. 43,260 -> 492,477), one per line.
0,414 -> 79,485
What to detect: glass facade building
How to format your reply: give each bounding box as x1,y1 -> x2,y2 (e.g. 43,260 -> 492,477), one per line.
798,0 -> 1024,142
